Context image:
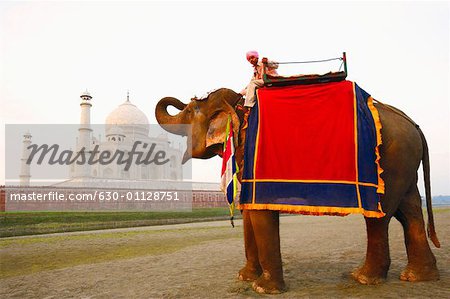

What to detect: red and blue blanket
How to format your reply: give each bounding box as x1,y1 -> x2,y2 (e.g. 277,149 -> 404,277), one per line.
240,80 -> 385,217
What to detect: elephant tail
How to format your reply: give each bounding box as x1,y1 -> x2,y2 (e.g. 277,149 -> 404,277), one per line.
418,127 -> 441,248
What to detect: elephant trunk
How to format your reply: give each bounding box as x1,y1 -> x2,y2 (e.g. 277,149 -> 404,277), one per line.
155,97 -> 188,136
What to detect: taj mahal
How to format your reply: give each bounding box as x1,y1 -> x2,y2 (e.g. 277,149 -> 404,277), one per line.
18,91 -> 185,187
3,92 -> 228,212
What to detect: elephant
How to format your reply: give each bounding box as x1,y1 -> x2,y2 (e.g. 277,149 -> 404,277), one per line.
155,87 -> 440,294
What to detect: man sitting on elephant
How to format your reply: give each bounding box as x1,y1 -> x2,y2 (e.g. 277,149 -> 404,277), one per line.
241,50 -> 279,108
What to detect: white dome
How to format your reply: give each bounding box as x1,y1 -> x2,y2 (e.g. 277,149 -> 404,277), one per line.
105,100 -> 149,137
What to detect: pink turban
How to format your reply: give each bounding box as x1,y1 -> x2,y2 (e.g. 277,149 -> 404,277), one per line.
246,50 -> 259,61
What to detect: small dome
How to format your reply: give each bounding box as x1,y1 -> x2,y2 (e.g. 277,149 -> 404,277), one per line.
105,99 -> 149,137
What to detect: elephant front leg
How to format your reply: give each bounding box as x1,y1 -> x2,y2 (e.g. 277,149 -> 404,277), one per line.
352,217 -> 391,285
238,209 -> 262,281
249,210 -> 286,294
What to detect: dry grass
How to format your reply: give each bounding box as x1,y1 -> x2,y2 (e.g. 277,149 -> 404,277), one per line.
1,209 -> 448,298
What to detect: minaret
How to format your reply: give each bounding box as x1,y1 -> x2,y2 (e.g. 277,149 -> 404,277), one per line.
76,90 -> 92,178
19,131 -> 32,186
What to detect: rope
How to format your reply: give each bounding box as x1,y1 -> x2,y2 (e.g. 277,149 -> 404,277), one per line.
338,60 -> 345,71
276,57 -> 343,65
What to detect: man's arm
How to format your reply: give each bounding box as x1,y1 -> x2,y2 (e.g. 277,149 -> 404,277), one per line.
262,57 -> 279,69
261,57 -> 279,76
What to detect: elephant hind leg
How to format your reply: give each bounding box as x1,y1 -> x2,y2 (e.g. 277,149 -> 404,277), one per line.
351,217 -> 391,285
394,185 -> 439,281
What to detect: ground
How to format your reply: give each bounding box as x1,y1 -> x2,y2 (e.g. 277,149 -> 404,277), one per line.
1,209 -> 449,298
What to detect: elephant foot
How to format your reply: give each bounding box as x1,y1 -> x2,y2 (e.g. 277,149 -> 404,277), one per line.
237,265 -> 262,282
251,270 -> 286,294
351,266 -> 386,285
400,265 -> 439,282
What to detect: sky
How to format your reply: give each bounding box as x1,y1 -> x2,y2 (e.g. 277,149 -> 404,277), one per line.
1,1 -> 449,195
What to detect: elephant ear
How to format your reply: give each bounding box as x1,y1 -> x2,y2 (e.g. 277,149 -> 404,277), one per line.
206,110 -> 240,149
